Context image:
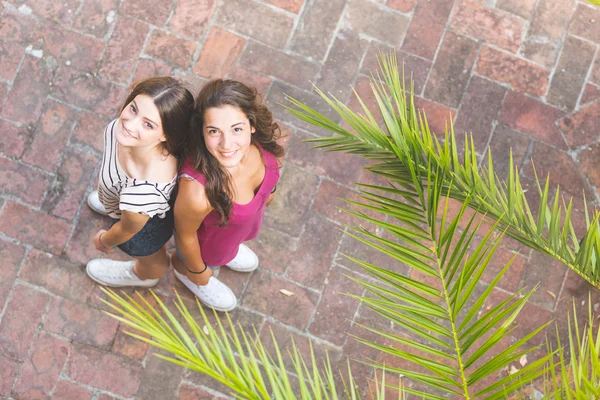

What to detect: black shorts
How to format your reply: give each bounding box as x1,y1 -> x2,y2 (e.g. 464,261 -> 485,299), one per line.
110,208 -> 174,257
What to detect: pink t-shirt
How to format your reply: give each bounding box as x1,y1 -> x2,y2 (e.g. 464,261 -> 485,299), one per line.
179,146 -> 280,266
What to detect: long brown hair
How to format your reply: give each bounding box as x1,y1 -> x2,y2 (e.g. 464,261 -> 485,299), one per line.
188,79 -> 284,226
121,77 -> 194,161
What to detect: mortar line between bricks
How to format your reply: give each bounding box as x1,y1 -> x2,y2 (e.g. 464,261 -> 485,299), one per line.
451,41 -> 485,128
282,0 -> 309,51
516,0 -> 542,56
94,10 -> 121,75
128,26 -> 160,87
552,266 -> 570,313
0,154 -> 55,177
163,0 -> 179,26
317,0 -> 350,69
184,0 -> 223,75
0,246 -> 31,326
476,81 -> 510,166
179,380 -> 233,399
574,45 -> 600,111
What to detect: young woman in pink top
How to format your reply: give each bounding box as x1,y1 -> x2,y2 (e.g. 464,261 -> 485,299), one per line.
171,79 -> 284,311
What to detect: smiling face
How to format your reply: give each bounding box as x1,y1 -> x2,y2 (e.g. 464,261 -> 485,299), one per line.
203,105 -> 255,170
116,94 -> 166,149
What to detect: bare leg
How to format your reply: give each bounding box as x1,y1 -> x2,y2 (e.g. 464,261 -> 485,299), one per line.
132,245 -> 170,280
170,250 -> 213,283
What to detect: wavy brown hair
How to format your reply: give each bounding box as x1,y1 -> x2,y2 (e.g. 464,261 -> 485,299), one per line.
187,79 -> 284,226
121,77 -> 194,161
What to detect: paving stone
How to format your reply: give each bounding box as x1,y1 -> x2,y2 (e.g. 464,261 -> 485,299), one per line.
71,111 -> 111,153
476,46 -> 549,97
243,270 -> 319,329
193,27 -> 245,79
346,0 -> 410,46
285,128 -> 327,175
578,142 -> 600,198
569,3 -> 600,44
66,345 -> 142,398
99,17 -> 149,83
0,285 -> 50,362
52,67 -> 128,118
229,66 -> 272,95
0,240 -> 25,315
316,29 -> 368,103
486,124 -> 531,180
499,91 -> 566,148
592,56 -> 600,85
145,30 -> 198,69
240,42 -> 319,92
136,350 -> 186,400
450,0 -> 525,53
0,157 -> 52,207
52,379 -> 94,400
215,0 -> 294,48
0,41 -> 24,82
0,202 -> 71,255
286,213 -> 342,289
42,149 -> 98,221
387,0 -> 416,13
290,0 -> 346,60
496,0 -> 537,19
265,0 -> 303,13
247,225 -> 297,275
454,76 -> 507,151
1,55 -> 53,125
120,0 -> 175,26
425,32 -> 478,108
580,83 -> 600,106
0,11 -> 36,81
520,40 -> 561,69
413,97 -> 456,137
521,251 -> 568,309
401,0 -> 453,60
33,21 -> 104,72
70,0 -> 119,39
342,76 -> 383,131
178,383 -> 228,399
8,0 -> 78,25
547,36 -> 595,110
0,355 -> 20,397
12,332 -> 70,399
133,58 -> 174,84
312,179 -> 368,227
111,321 -> 151,361
168,0 -> 216,40
22,99 -> 77,172
559,93 -> 600,148
308,266 -> 364,346
0,82 -> 8,108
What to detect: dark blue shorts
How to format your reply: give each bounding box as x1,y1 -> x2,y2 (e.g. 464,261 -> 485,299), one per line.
110,208 -> 174,257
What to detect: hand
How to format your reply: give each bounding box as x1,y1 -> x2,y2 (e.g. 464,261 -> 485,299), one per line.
93,229 -> 112,253
186,266 -> 213,286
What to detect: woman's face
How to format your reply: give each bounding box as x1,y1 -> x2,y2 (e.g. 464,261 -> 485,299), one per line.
203,105 -> 255,170
117,94 -> 166,149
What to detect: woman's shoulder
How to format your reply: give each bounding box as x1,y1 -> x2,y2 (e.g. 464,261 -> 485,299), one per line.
145,153 -> 178,183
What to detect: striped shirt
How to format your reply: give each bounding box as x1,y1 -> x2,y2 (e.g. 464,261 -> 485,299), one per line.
97,119 -> 176,219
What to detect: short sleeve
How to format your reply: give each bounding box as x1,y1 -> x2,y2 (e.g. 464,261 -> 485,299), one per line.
119,182 -> 170,218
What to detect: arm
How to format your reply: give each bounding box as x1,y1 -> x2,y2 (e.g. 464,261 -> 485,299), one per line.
93,211 -> 149,252
174,178 -> 213,285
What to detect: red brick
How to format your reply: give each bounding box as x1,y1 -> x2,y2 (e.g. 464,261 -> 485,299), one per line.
476,46 -> 549,97
112,321 -> 150,360
285,128 -> 327,174
145,30 -> 197,69
0,285 -> 50,361
67,345 -> 142,397
344,76 -> 382,128
0,355 -> 20,396
0,157 -> 52,206
317,29 -> 369,102
487,124 -> 531,180
120,0 -> 175,26
1,55 -> 52,124
136,350 -> 186,400
44,297 -> 119,348
0,120 -> 29,158
65,206 -> 118,265
71,111 -> 111,153
286,214 -> 343,289
51,67 -> 128,117
70,0 -> 119,38
413,97 -> 456,137
22,100 -> 77,172
290,0 -> 346,60
569,3 -> 600,44
247,226 -> 297,275
0,11 -> 36,42
547,36 -> 595,110
215,0 -> 294,48
309,267 -> 364,346
500,91 -> 566,148
244,269 -> 319,329
43,149 -> 98,220
387,0 -> 416,13
132,58 -> 174,84
193,27 -> 245,79
12,332 -> 70,399
228,66 -> 272,95
0,42 -> 24,82
52,379 -> 94,400
581,84 -> 600,106
0,240 -> 25,315
174,71 -> 206,96
240,42 -> 319,91
10,0 -> 78,24
401,0 -> 453,59
592,56 -> 600,85
425,32 -> 478,108
99,17 -> 149,83
0,202 -> 71,255
520,40 -> 560,69
579,142 -> 600,198
450,1 -> 525,53
321,150 -> 366,186
178,383 -> 223,399
168,0 -> 216,40
496,0 -> 536,19
454,76 -> 507,151
524,142 -> 591,197
346,0 -> 410,46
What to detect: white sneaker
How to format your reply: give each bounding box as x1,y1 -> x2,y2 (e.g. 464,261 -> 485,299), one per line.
86,259 -> 159,288
225,244 -> 259,272
173,269 -> 237,312
87,190 -> 109,216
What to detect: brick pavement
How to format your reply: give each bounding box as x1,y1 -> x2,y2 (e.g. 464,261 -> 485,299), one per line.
0,0 -> 599,398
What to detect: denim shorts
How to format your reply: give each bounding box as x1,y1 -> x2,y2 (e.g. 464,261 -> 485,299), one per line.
110,208 -> 174,257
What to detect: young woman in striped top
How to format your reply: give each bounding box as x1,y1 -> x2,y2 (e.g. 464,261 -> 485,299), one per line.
85,77 -> 194,288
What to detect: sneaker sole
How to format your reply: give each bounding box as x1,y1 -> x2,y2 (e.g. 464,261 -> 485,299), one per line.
85,263 -> 158,288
